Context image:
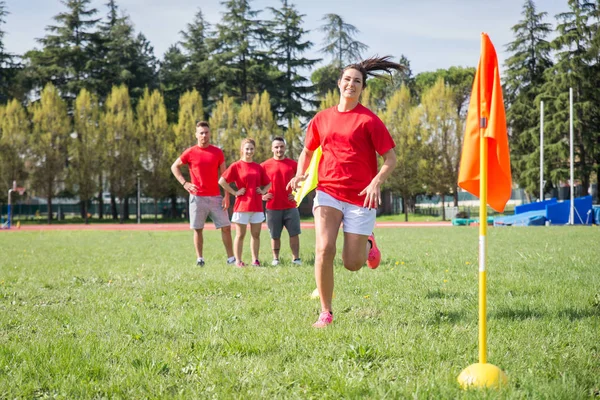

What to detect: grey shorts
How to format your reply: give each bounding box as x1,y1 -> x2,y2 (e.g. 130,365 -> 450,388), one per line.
266,208 -> 301,239
189,195 -> 231,230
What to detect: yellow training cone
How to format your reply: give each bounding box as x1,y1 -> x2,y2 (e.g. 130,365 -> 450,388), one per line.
457,363 -> 508,389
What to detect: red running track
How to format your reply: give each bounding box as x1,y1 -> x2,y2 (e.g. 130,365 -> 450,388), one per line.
2,221 -> 451,232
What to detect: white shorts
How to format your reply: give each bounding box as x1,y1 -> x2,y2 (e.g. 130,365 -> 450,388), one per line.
231,211 -> 265,225
313,190 -> 376,236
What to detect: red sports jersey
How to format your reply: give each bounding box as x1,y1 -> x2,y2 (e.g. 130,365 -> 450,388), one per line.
222,160 -> 270,212
179,145 -> 225,196
305,104 -> 395,207
261,158 -> 298,210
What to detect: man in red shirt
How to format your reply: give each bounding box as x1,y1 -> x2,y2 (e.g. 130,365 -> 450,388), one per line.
170,121 -> 235,266
261,137 -> 302,266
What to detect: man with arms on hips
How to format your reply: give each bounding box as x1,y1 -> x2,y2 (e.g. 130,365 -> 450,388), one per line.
261,137 -> 302,266
170,120 -> 235,266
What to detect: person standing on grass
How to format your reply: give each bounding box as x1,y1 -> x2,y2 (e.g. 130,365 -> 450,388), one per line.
288,56 -> 401,328
261,137 -> 302,266
171,120 -> 235,267
219,138 -> 271,267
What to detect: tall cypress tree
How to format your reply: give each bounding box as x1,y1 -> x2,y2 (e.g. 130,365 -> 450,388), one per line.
0,1 -> 22,103
209,0 -> 270,103
266,0 -> 319,126
540,0 -> 597,198
179,8 -> 215,110
503,0 -> 553,199
159,44 -> 189,122
25,0 -> 100,104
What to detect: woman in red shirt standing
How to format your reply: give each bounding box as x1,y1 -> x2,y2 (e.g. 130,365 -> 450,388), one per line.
288,56 -> 403,328
219,138 -> 271,267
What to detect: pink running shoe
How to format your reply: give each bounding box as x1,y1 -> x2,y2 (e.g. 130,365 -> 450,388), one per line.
252,259 -> 261,266
236,261 -> 246,268
367,233 -> 381,269
312,311 -> 333,328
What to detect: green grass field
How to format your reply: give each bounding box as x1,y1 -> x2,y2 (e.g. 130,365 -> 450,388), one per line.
1,226 -> 599,398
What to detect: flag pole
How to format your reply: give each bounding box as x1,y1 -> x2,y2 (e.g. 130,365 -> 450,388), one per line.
457,32 -> 508,390
478,118 -> 488,365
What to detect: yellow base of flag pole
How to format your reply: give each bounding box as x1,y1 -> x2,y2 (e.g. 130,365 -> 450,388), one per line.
457,363 -> 508,389
457,123 -> 507,390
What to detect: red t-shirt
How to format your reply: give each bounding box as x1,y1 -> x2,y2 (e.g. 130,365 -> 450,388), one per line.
222,160 -> 270,212
305,104 -> 395,207
261,158 -> 298,210
179,145 -> 225,196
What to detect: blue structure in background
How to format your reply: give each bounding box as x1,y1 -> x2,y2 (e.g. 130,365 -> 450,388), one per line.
494,196 -> 594,226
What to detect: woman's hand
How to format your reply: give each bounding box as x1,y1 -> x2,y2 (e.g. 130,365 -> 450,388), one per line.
286,175 -> 307,191
262,192 -> 274,201
359,178 -> 382,210
235,188 -> 246,196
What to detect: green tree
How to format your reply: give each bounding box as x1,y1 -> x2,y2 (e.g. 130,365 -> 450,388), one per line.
284,116 -> 303,159
421,78 -> 462,213
381,86 -> 424,221
24,0 -> 100,104
414,66 -> 475,115
318,89 -> 339,110
318,13 -> 368,66
29,83 -> 70,223
209,95 -> 239,162
159,44 -> 189,122
137,88 -> 173,221
179,8 -> 215,110
503,0 -> 553,199
540,0 -> 598,197
70,88 -> 101,224
0,99 -> 29,203
267,0 -> 319,125
238,91 -> 277,163
209,0 -> 270,103
310,63 -> 340,101
0,1 -> 23,103
103,84 -> 137,222
174,89 -> 204,153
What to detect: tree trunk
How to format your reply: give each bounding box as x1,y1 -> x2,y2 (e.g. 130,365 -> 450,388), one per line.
123,197 -> 130,220
453,186 -> 459,207
47,196 -> 53,224
402,196 -> 408,222
98,190 -> 104,219
84,200 -> 89,225
441,194 -> 446,221
111,193 -> 118,220
119,199 -> 125,224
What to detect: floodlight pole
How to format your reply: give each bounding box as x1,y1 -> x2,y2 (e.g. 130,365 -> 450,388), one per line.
540,101 -> 544,201
569,88 -> 574,225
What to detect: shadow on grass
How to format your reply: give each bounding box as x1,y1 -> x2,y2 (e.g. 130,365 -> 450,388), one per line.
556,307 -> 600,321
491,307 -> 545,320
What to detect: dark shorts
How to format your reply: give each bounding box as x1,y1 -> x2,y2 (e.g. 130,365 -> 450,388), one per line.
266,208 -> 301,239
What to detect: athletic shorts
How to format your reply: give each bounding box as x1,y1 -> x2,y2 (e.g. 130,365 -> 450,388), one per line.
189,195 -> 231,230
231,211 -> 265,225
266,208 -> 301,239
313,190 -> 376,236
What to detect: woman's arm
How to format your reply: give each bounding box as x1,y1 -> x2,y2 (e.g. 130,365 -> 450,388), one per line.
219,176 -> 246,197
359,148 -> 397,209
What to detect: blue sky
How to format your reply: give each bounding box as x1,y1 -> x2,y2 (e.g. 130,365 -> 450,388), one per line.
4,0 -> 568,75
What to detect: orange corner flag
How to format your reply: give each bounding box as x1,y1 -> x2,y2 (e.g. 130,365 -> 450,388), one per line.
458,33 -> 512,213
